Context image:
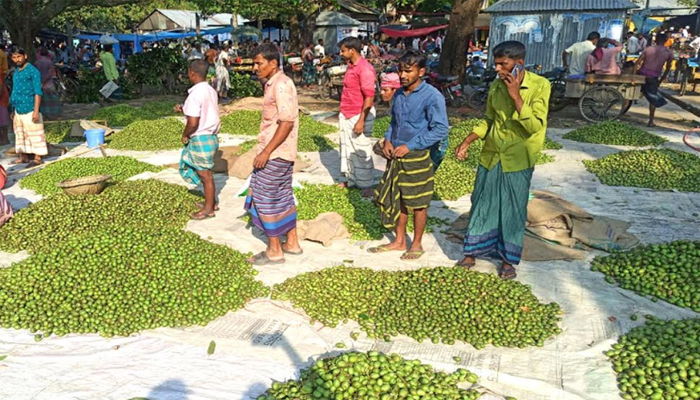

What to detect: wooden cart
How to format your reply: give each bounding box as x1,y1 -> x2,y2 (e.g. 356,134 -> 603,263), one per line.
565,74 -> 646,123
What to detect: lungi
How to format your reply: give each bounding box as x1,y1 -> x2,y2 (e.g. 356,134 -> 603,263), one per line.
179,134 -> 219,185
375,149 -> 434,229
302,61 -> 317,86
0,191 -> 12,228
244,158 -> 297,237
339,109 -> 376,189
0,107 -> 9,127
641,77 -> 667,108
13,112 -> 48,156
463,162 -> 533,266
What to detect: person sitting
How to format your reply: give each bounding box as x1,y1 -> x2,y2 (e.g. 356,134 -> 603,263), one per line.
585,38 -> 623,75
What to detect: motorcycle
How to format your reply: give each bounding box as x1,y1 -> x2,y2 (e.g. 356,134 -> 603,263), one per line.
426,71 -> 464,107
541,67 -> 569,112
318,57 -> 347,101
465,68 -> 497,111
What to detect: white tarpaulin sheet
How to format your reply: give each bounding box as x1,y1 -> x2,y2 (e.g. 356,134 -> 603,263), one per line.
1,126 -> 700,400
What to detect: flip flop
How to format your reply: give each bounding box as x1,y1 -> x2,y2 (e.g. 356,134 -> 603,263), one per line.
248,251 -> 285,266
10,159 -> 26,165
282,247 -> 304,256
400,251 -> 425,261
455,258 -> 476,269
196,202 -> 220,211
367,245 -> 404,254
26,160 -> 43,168
499,264 -> 517,280
190,211 -> 215,220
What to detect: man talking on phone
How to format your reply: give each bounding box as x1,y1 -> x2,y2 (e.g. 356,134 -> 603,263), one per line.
454,41 -> 550,280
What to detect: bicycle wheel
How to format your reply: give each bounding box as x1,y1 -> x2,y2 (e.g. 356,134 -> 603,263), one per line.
467,89 -> 488,111
318,74 -> 331,101
578,86 -> 625,122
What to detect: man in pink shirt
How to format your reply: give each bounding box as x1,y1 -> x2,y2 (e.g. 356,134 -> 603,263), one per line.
338,36 -> 376,197
636,33 -> 674,127
585,38 -> 623,75
245,43 -> 303,265
175,59 -> 221,220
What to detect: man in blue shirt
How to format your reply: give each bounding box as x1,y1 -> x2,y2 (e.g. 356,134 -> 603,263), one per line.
368,50 -> 449,261
9,46 -> 46,166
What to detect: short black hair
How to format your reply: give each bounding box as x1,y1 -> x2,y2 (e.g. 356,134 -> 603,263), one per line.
318,38 -> 324,43
587,32 -> 601,41
656,33 -> 667,44
188,59 -> 208,79
9,46 -> 26,56
492,41 -> 526,60
104,44 -> 113,52
339,36 -> 362,53
398,50 -> 427,69
627,31 -> 634,36
252,43 -> 280,65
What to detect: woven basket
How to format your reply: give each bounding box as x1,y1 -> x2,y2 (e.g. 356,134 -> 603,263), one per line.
56,174 -> 112,195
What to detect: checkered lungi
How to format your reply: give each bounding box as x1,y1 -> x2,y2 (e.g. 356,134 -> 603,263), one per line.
179,134 -> 219,185
13,112 -> 48,156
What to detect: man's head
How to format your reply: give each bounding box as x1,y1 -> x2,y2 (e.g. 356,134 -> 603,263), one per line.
318,38 -> 324,46
379,72 -> 401,102
638,33 -> 645,39
252,43 -> 281,80
656,33 -> 668,45
263,38 -> 271,44
339,36 -> 362,62
587,31 -> 601,45
104,44 -> 113,53
188,59 -> 208,83
39,46 -> 49,57
9,46 -> 27,67
397,50 -> 426,89
492,41 -> 526,80
627,31 -> 634,39
307,42 -> 314,49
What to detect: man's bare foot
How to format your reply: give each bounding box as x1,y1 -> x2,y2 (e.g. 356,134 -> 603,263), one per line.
647,122 -> 657,128
337,182 -> 349,189
455,256 -> 476,268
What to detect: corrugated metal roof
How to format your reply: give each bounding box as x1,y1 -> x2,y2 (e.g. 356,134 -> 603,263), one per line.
156,9 -> 234,29
485,0 -> 640,13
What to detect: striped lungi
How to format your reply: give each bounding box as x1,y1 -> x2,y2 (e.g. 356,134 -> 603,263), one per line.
39,88 -> 62,119
13,112 -> 48,156
375,149 -> 434,229
244,158 -> 297,237
179,134 -> 219,185
463,161 -> 533,266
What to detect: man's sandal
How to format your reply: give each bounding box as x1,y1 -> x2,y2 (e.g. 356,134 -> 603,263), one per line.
499,264 -> 517,280
248,251 -> 285,266
400,251 -> 425,261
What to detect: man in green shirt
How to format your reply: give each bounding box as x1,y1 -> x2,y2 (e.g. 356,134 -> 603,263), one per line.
454,41 -> 550,280
100,44 -> 119,82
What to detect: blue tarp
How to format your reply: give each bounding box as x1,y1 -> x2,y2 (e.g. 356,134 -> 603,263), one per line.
631,15 -> 663,34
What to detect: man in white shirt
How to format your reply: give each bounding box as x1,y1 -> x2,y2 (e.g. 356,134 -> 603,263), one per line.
314,39 -> 325,58
412,37 -> 420,51
690,36 -> 700,58
681,26 -> 690,39
435,33 -> 443,51
562,31 -> 600,76
638,34 -> 648,53
625,31 -> 640,54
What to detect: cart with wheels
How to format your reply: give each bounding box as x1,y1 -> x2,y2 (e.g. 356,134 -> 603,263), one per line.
564,74 -> 645,122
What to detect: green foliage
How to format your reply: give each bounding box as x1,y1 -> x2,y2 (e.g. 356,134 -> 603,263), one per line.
258,351 -> 482,400
592,240 -> 700,312
128,46 -> 188,90
372,115 -> 391,139
543,137 -> 562,150
109,118 -> 186,151
563,121 -> 667,147
229,73 -> 263,99
19,156 -> 162,196
605,317 -> 700,400
583,149 -> 700,192
272,266 -> 562,348
91,104 -> 158,127
0,226 -> 268,338
0,179 -> 200,254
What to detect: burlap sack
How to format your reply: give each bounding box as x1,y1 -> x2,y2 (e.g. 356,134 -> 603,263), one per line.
297,212 -> 350,246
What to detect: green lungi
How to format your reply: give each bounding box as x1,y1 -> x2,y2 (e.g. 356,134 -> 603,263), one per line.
375,149 -> 434,229
463,161 -> 533,265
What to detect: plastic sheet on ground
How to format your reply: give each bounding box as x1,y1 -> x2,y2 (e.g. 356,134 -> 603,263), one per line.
1,125 -> 700,400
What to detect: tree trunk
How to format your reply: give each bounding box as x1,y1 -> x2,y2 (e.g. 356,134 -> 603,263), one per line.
438,0 -> 482,78
6,19 -> 39,62
300,11 -> 320,48
288,14 -> 302,53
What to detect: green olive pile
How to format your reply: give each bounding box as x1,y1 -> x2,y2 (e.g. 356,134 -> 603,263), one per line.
19,156 -> 162,196
0,226 -> 268,338
563,121 -> 667,147
90,104 -> 158,127
583,149 -> 700,192
434,119 -> 484,200
140,100 -> 180,117
108,118 -> 186,151
605,317 -> 700,400
236,140 -> 258,155
543,137 -> 563,150
257,351 -> 482,400
220,111 -> 336,152
0,179 -> 201,254
372,115 -> 391,139
272,266 -> 562,348
591,241 -> 700,312
295,184 -> 446,240
45,121 -> 82,144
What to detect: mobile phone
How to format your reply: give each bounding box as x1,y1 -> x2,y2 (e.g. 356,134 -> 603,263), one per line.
511,64 -> 524,77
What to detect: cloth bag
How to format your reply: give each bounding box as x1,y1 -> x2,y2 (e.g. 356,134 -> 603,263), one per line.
99,81 -> 119,98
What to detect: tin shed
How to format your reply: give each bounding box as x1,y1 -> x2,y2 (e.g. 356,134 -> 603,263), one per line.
485,0 -> 639,72
315,11 -> 362,55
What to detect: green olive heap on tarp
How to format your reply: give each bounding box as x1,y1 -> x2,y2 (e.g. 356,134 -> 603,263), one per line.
220,110 -> 336,152
295,184 -> 447,240
372,115 -> 391,139
272,266 -> 562,348
591,240 -> 700,312
0,179 -> 201,254
140,100 -> 180,117
605,317 -> 700,400
543,137 -> 563,150
563,121 -> 667,147
257,351 -> 482,400
108,118 -> 186,151
90,104 -> 158,127
19,156 -> 162,196
44,121 -> 83,144
0,226 -> 268,338
583,149 -> 700,192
